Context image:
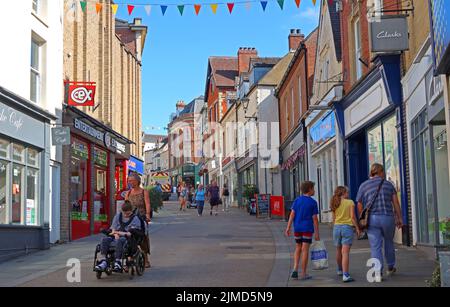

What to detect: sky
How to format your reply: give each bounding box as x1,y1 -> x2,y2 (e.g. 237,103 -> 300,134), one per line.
116,0 -> 321,136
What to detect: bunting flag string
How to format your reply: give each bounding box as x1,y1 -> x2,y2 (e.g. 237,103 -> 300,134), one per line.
75,0 -> 314,17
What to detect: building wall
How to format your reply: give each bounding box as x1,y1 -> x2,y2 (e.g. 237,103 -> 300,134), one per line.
311,1 -> 342,106
63,0 -> 144,157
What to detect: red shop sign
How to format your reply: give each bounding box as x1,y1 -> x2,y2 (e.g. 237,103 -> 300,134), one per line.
270,196 -> 285,219
66,81 -> 96,107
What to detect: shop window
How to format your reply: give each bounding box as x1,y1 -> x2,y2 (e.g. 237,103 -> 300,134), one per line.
368,125 -> 383,166
70,139 -> 89,223
0,138 -> 41,226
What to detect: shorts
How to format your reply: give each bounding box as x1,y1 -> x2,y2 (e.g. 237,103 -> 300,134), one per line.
333,225 -> 354,246
294,232 -> 313,244
210,198 -> 220,207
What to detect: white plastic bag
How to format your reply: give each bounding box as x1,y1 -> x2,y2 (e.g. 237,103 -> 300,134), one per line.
310,240 -> 329,270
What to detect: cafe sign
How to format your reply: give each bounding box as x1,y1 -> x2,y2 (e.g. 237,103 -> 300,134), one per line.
370,16 -> 409,53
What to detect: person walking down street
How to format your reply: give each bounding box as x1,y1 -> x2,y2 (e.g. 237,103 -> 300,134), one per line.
207,180 -> 221,216
177,183 -> 181,199
125,173 -> 152,268
179,182 -> 188,211
285,181 -> 320,281
357,163 -> 403,280
195,184 -> 206,216
222,184 -> 230,212
331,186 -> 361,283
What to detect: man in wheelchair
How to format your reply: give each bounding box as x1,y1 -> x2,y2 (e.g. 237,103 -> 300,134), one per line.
95,201 -> 144,273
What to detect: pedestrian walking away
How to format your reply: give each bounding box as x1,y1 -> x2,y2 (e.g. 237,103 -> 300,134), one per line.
208,180 -> 221,216
179,182 -> 188,212
125,173 -> 152,268
222,183 -> 230,212
356,163 -> 403,280
195,184 -> 206,216
285,181 -> 320,281
331,186 -> 361,283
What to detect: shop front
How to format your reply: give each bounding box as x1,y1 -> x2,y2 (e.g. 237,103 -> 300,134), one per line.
280,125 -> 307,204
307,109 -> 344,223
335,55 -> 408,245
0,87 -> 56,258
236,155 -> 257,207
62,107 -> 131,241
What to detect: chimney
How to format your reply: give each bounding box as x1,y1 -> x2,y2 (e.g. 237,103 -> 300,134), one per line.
176,100 -> 186,113
238,47 -> 258,73
288,29 -> 305,51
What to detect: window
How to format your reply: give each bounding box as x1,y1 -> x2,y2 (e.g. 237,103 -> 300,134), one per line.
285,97 -> 289,132
291,88 -> 295,128
0,138 -> 41,226
354,18 -> 363,80
298,76 -> 303,117
32,0 -> 39,14
30,38 -> 41,103
373,0 -> 383,17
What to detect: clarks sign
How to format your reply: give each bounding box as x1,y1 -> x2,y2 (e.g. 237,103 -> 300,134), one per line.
370,16 -> 409,53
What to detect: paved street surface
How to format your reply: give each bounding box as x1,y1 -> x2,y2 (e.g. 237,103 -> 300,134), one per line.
0,199 -> 437,287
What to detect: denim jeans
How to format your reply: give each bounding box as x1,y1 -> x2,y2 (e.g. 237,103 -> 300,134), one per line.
101,236 -> 127,260
367,215 -> 396,273
197,200 -> 205,215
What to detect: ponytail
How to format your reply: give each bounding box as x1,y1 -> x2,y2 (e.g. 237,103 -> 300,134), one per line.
330,186 -> 348,212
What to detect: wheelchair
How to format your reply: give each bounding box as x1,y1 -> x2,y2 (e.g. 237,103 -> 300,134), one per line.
93,229 -> 146,280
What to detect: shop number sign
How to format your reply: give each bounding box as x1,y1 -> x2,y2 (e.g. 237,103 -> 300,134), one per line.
66,82 -> 96,107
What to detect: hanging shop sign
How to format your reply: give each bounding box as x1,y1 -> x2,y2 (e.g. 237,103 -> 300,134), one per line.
128,155 -> 145,175
310,111 -> 336,152
66,81 -> 96,107
370,16 -> 409,53
52,127 -> 71,146
73,118 -> 126,154
430,0 -> 450,74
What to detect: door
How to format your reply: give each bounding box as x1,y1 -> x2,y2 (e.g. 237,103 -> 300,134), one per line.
317,167 -> 323,223
50,165 -> 60,244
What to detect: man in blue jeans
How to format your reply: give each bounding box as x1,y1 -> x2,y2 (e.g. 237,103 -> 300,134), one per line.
357,163 -> 403,280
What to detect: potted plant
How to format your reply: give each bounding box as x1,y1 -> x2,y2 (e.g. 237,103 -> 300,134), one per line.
145,186 -> 164,214
243,184 -> 259,215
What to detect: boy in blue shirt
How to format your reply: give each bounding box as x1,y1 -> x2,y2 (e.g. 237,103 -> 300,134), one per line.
285,181 -> 320,280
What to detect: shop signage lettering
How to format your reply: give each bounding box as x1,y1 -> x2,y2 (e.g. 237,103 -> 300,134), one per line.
370,16 -> 409,53
73,119 -> 126,154
66,82 -> 96,107
52,127 -> 71,146
0,107 -> 24,132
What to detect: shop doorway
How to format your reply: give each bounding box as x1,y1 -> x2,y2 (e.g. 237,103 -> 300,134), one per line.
317,167 -> 323,223
93,155 -> 108,235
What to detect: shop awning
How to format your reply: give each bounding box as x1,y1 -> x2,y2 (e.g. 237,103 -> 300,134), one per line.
281,145 -> 306,170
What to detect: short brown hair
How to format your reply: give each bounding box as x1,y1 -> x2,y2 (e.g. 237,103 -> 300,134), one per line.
370,163 -> 384,177
300,181 -> 315,194
122,200 -> 133,212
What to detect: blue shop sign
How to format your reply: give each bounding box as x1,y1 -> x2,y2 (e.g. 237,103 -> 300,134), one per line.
310,111 -> 336,152
430,0 -> 450,74
128,155 -> 144,175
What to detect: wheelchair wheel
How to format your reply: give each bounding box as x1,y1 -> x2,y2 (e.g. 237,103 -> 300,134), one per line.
96,271 -> 102,279
135,252 -> 145,276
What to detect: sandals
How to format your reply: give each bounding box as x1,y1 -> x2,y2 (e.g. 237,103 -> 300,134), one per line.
300,275 -> 312,281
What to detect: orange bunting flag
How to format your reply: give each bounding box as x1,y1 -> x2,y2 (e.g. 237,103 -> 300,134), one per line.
111,4 -> 118,15
95,3 -> 102,14
312,0 -> 317,5
295,0 -> 301,8
127,5 -> 135,15
211,4 -> 218,14
194,4 -> 201,15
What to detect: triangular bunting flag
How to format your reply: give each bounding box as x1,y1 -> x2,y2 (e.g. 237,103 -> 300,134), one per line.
127,5 -> 135,15
295,0 -> 301,8
260,1 -> 268,11
312,0 -> 317,6
80,1 -> 87,12
161,5 -> 168,16
144,5 -> 152,16
277,0 -> 285,9
211,4 -> 218,14
177,5 -> 185,15
194,4 -> 201,15
111,4 -> 118,14
227,3 -> 235,14
96,3 -> 102,14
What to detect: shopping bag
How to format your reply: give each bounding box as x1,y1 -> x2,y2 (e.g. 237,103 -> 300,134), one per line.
310,240 -> 329,270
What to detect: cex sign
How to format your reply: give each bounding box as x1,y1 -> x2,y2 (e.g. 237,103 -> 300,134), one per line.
65,82 -> 96,107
